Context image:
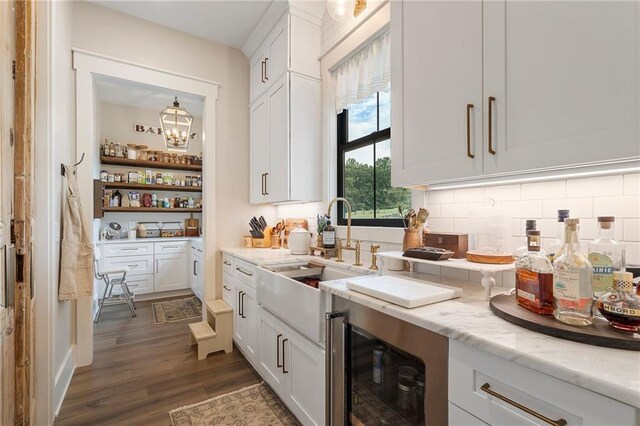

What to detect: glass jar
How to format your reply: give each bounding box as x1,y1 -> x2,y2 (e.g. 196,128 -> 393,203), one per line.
588,216 -> 625,318
186,155 -> 193,165
397,379 -> 417,413
100,170 -> 108,182
179,155 -> 186,165
171,153 -> 178,164
115,144 -> 124,158
109,142 -> 116,157
138,149 -> 148,161
161,152 -> 170,163
596,271 -> 639,332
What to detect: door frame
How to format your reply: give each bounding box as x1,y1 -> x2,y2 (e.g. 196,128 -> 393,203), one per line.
72,49 -> 219,366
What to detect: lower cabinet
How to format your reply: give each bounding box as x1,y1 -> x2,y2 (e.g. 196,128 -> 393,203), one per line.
449,340 -> 638,425
258,307 -> 325,426
221,272 -> 235,310
155,252 -> 189,292
235,280 -> 258,367
190,248 -> 203,300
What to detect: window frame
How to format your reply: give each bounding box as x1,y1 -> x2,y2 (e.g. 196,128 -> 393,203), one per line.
336,93 -> 405,228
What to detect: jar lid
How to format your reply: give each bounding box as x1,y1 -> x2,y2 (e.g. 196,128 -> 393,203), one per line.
597,216 -> 615,223
526,230 -> 540,236
398,379 -> 415,391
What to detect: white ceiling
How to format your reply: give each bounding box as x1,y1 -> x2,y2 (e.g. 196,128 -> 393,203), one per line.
94,74 -> 205,117
90,0 -> 274,49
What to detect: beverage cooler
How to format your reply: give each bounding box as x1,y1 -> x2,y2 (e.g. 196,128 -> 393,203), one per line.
326,295 -> 448,425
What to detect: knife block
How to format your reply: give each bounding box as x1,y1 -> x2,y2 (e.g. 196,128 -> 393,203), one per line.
252,227 -> 272,248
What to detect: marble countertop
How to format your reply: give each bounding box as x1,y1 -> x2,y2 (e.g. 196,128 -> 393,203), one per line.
99,237 -> 200,244
221,246 -> 640,408
320,276 -> 640,409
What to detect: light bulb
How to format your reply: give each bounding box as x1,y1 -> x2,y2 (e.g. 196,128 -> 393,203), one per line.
327,0 -> 353,22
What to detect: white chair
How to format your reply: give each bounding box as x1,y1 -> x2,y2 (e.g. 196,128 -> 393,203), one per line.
93,246 -> 136,322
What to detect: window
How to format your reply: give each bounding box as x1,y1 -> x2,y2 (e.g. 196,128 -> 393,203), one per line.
337,88 -> 411,227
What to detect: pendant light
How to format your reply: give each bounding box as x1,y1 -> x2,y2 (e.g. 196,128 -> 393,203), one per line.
159,97 -> 193,152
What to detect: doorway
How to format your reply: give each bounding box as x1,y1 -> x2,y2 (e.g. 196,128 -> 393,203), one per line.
72,50 -> 219,367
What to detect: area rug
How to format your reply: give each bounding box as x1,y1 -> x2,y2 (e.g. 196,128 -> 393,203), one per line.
169,382 -> 300,426
152,296 -> 202,324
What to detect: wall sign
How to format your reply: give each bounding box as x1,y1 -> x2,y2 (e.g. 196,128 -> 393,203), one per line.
133,123 -> 198,140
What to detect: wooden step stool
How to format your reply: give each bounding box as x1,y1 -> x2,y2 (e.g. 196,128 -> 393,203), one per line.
188,299 -> 233,360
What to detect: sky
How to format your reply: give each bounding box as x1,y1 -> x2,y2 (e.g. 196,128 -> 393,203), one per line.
346,88 -> 391,164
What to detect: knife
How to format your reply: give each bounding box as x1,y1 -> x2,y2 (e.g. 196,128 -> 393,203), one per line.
259,216 -> 267,230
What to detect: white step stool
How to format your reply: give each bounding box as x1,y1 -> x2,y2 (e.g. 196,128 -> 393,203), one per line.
189,299 -> 233,360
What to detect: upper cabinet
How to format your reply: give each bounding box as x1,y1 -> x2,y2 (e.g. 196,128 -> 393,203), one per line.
391,0 -> 640,188
247,7 -> 322,204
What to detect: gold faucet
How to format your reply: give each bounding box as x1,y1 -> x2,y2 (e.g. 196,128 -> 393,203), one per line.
353,240 -> 362,266
326,197 -> 352,248
335,238 -> 344,263
369,244 -> 380,270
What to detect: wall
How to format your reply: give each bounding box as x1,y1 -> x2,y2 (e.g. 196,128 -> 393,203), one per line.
71,1 -> 276,288
34,1 -> 77,422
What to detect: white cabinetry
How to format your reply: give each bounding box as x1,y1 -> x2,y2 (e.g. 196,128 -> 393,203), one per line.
234,279 -> 258,367
449,340 -> 639,425
190,246 -> 203,301
391,0 -> 640,187
258,307 -> 325,426
248,9 -> 321,205
221,270 -> 234,310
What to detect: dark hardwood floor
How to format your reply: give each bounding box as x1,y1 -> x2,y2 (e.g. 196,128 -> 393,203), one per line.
55,297 -> 261,425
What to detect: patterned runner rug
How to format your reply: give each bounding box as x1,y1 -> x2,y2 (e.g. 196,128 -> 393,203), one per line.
169,382 -> 300,426
152,296 -> 202,324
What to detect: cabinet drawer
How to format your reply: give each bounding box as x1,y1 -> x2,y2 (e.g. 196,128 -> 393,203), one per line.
449,402 -> 487,425
101,255 -> 154,276
123,274 -> 154,296
222,273 -> 235,309
222,253 -> 234,276
234,258 -> 257,288
449,340 -> 638,425
102,242 -> 153,258
154,240 -> 188,254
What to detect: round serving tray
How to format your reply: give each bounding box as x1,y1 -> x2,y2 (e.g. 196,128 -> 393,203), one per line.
489,293 -> 640,351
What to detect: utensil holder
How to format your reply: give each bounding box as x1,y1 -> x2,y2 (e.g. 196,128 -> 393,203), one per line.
252,227 -> 272,248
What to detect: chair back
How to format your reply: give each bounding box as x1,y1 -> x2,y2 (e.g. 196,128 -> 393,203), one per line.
94,246 -> 103,280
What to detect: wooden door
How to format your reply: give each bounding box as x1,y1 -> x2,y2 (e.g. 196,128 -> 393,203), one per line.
154,253 -> 188,292
258,308 -> 287,396
391,0 -> 484,187
249,96 -> 269,204
483,0 -> 640,175
0,2 -> 15,423
285,327 -> 325,426
266,73 -> 289,203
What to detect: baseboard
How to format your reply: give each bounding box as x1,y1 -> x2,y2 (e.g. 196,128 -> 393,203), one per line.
53,345 -> 76,416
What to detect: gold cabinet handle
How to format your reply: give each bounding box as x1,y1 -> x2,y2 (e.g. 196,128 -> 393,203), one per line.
480,383 -> 567,426
466,104 -> 475,159
487,96 -> 496,155
261,60 -> 266,83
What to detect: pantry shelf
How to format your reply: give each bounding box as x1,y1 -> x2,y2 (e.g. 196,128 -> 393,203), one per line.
103,182 -> 202,192
100,156 -> 202,172
103,207 -> 202,213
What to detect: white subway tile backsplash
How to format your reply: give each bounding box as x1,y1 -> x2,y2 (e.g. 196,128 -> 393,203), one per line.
428,218 -> 454,232
566,175 -> 624,198
496,200 -> 543,218
425,204 -> 442,218
538,219 -> 559,238
623,173 -> 640,195
427,190 -> 455,204
454,218 -> 470,233
522,180 -> 566,200
542,198 -> 593,219
593,196 -> 640,218
623,219 -> 640,242
484,184 -> 521,201
454,188 -> 485,203
624,242 -> 640,265
441,203 -> 469,218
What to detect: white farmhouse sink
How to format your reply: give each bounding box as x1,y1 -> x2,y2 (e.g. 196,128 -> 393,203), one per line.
256,262 -> 362,344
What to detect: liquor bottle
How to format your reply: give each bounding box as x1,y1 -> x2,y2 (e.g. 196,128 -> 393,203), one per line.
323,221 -> 336,249
547,209 -> 570,262
515,230 -> 554,314
588,216 -> 625,318
513,220 -> 546,261
553,219 -> 593,326
596,271 -> 639,332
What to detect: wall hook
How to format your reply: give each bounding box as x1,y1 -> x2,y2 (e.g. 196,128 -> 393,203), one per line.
61,153 -> 85,176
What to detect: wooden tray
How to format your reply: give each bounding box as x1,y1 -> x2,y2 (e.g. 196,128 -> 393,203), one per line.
489,293 -> 640,351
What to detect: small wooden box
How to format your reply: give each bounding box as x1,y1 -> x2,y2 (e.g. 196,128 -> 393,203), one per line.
423,232 -> 468,259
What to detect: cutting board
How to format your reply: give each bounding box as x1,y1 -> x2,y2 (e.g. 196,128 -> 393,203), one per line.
346,276 -> 462,308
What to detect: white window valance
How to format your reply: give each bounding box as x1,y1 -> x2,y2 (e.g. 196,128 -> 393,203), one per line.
331,29 -> 390,114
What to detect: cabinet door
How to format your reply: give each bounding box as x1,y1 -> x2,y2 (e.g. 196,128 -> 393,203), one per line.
391,0 -> 483,186
154,253 -> 188,292
265,73 -> 289,203
102,255 -> 154,276
191,252 -> 203,301
483,1 -> 640,175
234,284 -> 245,345
258,308 -> 287,396
285,326 -> 325,426
222,272 -> 235,310
266,15 -> 288,84
242,285 -> 259,366
250,51 -> 266,103
250,95 -> 270,204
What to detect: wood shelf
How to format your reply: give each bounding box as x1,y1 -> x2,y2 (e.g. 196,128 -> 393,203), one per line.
100,156 -> 202,172
103,207 -> 202,213
103,182 -> 202,192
